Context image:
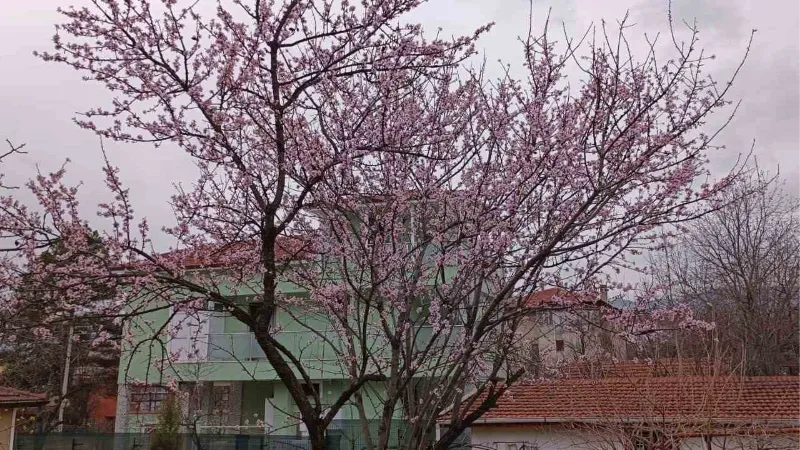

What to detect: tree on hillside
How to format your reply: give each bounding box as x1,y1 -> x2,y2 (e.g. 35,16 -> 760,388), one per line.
0,1 -> 751,448
652,173 -> 799,375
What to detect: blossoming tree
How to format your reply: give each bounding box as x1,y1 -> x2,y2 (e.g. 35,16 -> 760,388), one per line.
0,0 -> 751,448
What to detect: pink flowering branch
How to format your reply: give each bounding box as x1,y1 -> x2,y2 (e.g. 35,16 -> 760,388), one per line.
0,2 -> 756,450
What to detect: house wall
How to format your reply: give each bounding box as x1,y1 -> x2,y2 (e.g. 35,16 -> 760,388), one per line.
471,423 -> 800,450
115,376 -> 403,434
471,423 -> 612,450
0,408 -> 16,450
115,255 -> 458,434
681,434 -> 800,450
117,280 -> 358,385
516,309 -> 628,373
88,393 -> 117,431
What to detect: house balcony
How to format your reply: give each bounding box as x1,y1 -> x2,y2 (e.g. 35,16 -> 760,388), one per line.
206,331 -> 344,362
205,326 -> 463,363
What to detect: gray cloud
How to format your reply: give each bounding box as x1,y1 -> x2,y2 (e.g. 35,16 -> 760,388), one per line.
1,0 -> 797,250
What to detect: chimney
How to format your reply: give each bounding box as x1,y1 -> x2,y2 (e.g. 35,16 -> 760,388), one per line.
599,285 -> 608,303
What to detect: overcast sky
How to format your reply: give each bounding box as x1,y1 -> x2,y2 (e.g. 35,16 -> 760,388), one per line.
1,0 -> 798,257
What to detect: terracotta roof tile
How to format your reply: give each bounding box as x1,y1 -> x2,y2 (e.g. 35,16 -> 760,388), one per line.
125,236 -> 308,270
561,359 -> 724,379
522,288 -> 609,309
0,386 -> 47,406
476,376 -> 800,423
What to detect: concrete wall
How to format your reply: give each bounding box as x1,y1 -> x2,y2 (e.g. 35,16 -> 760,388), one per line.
471,423 -> 800,450
471,424 -> 610,450
514,308 -> 629,376
681,434 -> 800,450
113,384 -> 130,433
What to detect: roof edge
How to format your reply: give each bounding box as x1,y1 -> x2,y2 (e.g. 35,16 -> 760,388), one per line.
466,417 -> 800,426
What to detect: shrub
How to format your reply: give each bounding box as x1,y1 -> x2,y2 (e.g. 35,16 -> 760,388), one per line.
150,396 -> 181,450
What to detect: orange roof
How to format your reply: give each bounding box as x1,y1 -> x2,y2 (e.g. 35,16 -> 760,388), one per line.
0,386 -> 47,406
123,236 -> 308,270
561,359 -> 724,379
521,288 -> 609,309
473,376 -> 800,424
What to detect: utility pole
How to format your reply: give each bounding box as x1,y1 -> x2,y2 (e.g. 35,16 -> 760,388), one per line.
57,322 -> 74,432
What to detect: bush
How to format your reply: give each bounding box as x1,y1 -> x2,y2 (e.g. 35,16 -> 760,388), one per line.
150,396 -> 181,450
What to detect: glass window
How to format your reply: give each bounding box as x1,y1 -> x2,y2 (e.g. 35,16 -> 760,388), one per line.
129,385 -> 168,413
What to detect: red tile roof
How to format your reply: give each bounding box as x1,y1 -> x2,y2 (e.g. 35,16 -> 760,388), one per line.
561,359 -> 724,379
0,386 -> 47,406
125,236 -> 308,270
522,288 -> 609,309
473,376 -> 800,424
174,237 -> 308,268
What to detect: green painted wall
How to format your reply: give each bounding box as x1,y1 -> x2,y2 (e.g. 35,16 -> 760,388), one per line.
117,247 -> 460,433
238,380 -> 398,432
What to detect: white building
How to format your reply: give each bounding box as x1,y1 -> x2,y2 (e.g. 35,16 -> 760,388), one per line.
512,288 -> 629,376
462,373 -> 799,450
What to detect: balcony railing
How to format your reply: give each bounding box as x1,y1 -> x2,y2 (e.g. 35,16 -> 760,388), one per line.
207,332 -> 265,361
205,326 -> 463,362
206,330 -> 346,362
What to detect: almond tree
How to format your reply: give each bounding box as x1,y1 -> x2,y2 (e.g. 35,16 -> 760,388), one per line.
0,1 -> 752,449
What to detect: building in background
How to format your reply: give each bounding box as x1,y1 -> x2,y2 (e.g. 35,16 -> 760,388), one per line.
113,233 -> 458,449
0,387 -> 47,450
462,370 -> 800,450
512,288 -> 629,377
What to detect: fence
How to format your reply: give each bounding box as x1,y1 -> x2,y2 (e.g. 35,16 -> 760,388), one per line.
16,433 -> 334,450
14,423 -> 470,450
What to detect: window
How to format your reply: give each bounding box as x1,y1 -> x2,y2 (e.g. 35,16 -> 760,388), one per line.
179,382 -> 201,415
249,302 -> 262,318
499,443 -> 537,450
555,339 -> 565,352
529,342 -> 541,377
451,305 -> 465,326
212,384 -> 231,417
540,312 -> 553,326
301,383 -> 320,397
248,302 -> 278,328
264,396 -> 275,431
129,385 -> 168,413
297,383 -> 320,437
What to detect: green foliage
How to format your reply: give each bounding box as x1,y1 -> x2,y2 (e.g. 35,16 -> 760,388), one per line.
150,395 -> 181,450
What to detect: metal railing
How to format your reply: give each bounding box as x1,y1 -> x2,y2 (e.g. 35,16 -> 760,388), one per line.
207,333 -> 265,361
204,326 -> 464,363
14,422 -> 471,450
206,330 -> 345,362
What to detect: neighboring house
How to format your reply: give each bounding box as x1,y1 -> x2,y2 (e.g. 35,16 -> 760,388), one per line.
86,391 -> 117,432
114,231 -> 451,445
115,239 -> 342,436
465,375 -> 800,450
513,288 -> 628,376
0,387 -> 47,450
0,316 -> 119,433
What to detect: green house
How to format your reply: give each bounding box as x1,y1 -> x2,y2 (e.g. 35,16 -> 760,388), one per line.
113,207 -> 466,449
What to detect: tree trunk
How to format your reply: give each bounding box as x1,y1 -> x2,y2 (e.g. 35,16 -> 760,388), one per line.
308,427 -> 326,450
354,391 -> 375,450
